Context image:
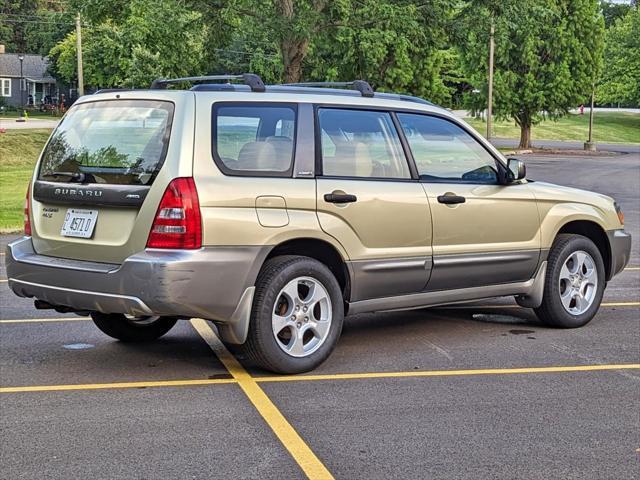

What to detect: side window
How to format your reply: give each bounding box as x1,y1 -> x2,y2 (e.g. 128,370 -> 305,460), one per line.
318,108 -> 411,179
398,113 -> 499,184
212,103 -> 296,175
0,78 -> 11,97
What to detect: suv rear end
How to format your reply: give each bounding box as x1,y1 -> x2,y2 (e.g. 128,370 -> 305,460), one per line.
7,91 -> 255,325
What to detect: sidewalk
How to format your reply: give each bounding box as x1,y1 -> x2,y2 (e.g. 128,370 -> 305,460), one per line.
0,118 -> 60,130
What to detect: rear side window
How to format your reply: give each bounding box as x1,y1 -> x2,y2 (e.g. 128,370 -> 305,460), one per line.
212,103 -> 296,176
317,108 -> 411,179
38,100 -> 174,185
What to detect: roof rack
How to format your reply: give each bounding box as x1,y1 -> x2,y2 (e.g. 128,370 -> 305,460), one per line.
281,80 -> 374,98
150,73 -> 265,92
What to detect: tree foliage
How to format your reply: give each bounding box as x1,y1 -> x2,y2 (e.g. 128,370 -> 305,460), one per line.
0,0 -> 72,55
457,0 -> 604,148
199,0 -> 456,105
51,0 -> 207,88
598,6 -> 640,106
600,0 -> 631,27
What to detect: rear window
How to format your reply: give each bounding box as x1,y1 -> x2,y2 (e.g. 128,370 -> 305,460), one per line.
38,100 -> 174,185
212,103 -> 296,176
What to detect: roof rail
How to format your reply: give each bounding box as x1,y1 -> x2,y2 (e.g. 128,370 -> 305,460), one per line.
150,74 -> 265,92
281,80 -> 374,98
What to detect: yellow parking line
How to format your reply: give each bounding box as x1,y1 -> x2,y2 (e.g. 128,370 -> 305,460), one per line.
0,378 -> 236,393
190,318 -> 334,480
0,317 -> 90,324
602,302 -> 640,307
257,363 -> 640,384
2,363 -> 637,394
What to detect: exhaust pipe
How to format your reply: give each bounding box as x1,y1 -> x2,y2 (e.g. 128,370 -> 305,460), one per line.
34,300 -> 91,316
34,299 -> 55,310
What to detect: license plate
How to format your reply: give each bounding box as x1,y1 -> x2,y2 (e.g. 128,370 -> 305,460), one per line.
61,208 -> 98,238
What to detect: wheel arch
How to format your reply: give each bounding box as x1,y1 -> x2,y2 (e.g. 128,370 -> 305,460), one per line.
263,238 -> 351,301
556,220 -> 612,280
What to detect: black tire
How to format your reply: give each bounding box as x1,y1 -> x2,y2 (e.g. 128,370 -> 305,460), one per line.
91,313 -> 178,342
534,234 -> 605,328
240,255 -> 344,374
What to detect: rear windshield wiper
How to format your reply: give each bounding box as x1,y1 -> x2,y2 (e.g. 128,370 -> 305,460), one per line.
46,171 -> 93,183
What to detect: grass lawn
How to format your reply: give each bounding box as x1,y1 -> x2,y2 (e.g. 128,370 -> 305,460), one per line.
0,129 -> 52,232
465,111 -> 640,144
0,111 -> 63,120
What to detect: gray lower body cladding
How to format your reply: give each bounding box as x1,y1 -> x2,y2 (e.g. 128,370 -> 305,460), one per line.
607,229 -> 632,279
6,237 -> 268,323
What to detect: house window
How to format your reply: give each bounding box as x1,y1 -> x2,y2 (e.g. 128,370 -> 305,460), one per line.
0,78 -> 11,97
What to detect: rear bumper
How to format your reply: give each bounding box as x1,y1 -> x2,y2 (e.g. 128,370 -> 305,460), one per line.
6,237 -> 268,342
607,229 -> 632,279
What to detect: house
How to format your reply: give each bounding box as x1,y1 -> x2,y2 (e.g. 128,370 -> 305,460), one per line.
0,46 -> 59,108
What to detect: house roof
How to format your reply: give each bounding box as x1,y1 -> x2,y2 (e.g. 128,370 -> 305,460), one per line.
0,53 -> 55,81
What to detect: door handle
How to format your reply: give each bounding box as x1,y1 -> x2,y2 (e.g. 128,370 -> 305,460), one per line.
324,192 -> 358,204
437,194 -> 466,205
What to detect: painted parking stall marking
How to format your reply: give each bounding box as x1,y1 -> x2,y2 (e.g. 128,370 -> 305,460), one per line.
190,318 -> 335,480
1,362 -> 638,394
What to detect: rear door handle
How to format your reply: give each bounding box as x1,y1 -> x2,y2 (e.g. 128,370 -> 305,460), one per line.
437,194 -> 466,205
324,193 -> 358,204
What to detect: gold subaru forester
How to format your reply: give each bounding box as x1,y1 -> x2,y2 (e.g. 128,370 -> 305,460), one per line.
6,75 -> 631,373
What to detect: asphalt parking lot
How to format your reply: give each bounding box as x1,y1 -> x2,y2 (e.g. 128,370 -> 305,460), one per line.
1,152 -> 639,479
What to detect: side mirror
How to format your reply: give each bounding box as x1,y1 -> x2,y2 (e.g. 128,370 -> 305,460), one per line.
507,158 -> 526,182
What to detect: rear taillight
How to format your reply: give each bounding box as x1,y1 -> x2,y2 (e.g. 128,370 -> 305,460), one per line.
146,177 -> 201,249
24,183 -> 32,236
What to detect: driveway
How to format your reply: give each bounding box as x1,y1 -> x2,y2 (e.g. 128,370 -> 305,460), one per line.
1,153 -> 638,479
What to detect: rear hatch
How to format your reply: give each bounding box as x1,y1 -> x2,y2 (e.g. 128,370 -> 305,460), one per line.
30,92 -> 195,264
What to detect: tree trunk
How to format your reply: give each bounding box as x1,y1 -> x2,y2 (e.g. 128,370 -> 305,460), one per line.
518,123 -> 532,149
514,112 -> 532,149
281,38 -> 309,84
275,0 -> 326,84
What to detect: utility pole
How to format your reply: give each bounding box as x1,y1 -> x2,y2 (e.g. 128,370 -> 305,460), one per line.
487,17 -> 495,141
76,12 -> 84,97
585,84 -> 596,151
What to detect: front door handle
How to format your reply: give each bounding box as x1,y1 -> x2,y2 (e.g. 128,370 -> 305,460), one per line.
324,192 -> 358,204
437,194 -> 466,205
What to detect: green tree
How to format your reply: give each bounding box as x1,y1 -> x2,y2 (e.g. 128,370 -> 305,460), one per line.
598,7 -> 640,106
205,0 -> 343,83
308,0 -> 455,104
600,0 -> 631,27
458,0 -> 605,148
0,0 -> 39,52
204,0 -> 456,104
50,0 -> 207,88
0,0 -> 71,55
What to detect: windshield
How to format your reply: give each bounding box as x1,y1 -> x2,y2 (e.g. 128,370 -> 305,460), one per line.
38,100 -> 174,185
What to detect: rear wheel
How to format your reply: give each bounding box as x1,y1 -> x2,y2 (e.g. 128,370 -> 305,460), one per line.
91,313 -> 178,342
241,256 -> 344,374
534,234 -> 605,328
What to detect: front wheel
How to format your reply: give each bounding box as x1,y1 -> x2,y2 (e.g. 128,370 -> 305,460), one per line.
534,234 -> 605,328
91,313 -> 178,342
240,256 -> 344,374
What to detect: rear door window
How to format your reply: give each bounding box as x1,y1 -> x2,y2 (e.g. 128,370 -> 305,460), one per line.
212,103 -> 296,176
38,100 -> 174,185
317,108 -> 411,179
